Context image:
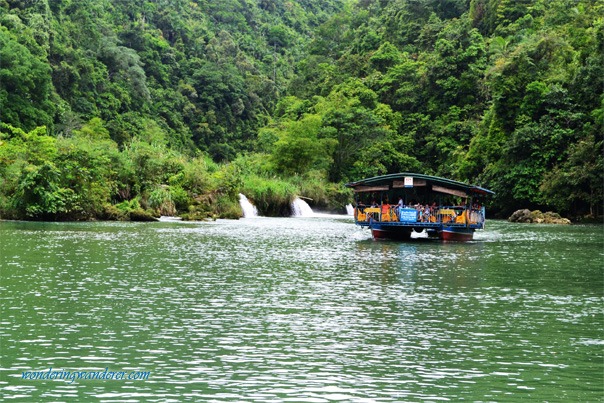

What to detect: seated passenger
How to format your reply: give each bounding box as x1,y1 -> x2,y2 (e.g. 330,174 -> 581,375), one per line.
414,203 -> 423,221
423,205 -> 430,222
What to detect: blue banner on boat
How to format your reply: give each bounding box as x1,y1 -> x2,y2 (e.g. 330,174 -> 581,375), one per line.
399,208 -> 417,222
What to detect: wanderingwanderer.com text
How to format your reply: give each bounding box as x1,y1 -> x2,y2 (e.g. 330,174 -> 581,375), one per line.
21,368 -> 151,384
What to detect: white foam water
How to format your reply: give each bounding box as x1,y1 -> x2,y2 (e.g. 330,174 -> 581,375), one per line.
346,204 -> 354,216
239,194 -> 259,218
291,197 -> 315,217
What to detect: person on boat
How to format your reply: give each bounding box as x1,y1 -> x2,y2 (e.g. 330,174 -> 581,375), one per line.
411,201 -> 421,221
356,199 -> 366,211
471,200 -> 482,223
423,204 -> 431,222
381,199 -> 391,221
391,197 -> 399,221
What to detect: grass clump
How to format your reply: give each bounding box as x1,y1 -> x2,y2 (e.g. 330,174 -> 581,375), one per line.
241,174 -> 298,216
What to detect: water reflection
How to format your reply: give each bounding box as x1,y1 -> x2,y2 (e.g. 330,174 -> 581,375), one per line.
0,219 -> 602,401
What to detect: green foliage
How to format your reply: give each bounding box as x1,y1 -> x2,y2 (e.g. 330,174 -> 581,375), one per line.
289,170 -> 352,211
286,0 -> 602,217
73,117 -> 111,141
0,123 -> 120,219
13,161 -> 76,219
540,132 -> 603,217
271,114 -> 337,176
370,42 -> 402,72
241,174 -> 297,216
0,26 -> 54,130
212,162 -> 243,200
0,0 -> 601,220
148,185 -> 188,216
1,0 -> 342,155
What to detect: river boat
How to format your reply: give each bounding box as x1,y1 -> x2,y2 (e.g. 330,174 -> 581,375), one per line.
346,173 -> 494,241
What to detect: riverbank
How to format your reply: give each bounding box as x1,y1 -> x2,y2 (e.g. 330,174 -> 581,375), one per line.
3,125 -> 597,223
0,179 -> 350,222
0,125 -> 352,221
0,125 -> 353,222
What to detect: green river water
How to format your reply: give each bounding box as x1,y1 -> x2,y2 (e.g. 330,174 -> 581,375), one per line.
0,217 -> 602,402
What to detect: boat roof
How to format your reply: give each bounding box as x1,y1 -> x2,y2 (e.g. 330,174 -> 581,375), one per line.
345,172 -> 495,196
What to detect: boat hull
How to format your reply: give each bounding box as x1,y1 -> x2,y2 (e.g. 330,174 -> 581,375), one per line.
439,226 -> 474,241
371,227 -> 412,240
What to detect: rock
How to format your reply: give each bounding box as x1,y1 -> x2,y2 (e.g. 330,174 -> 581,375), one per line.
508,209 -> 532,223
102,204 -> 129,221
508,209 -> 571,224
129,209 -> 159,222
543,211 -> 571,225
530,210 -> 544,221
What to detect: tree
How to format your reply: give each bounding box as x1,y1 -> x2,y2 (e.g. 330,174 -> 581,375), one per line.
0,26 -> 54,130
270,114 -> 336,176
541,133 -> 603,217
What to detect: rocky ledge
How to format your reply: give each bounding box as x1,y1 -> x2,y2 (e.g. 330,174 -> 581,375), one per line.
508,209 -> 571,224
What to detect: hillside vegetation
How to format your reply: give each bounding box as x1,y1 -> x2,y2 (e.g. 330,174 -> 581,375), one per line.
1,0 -> 602,220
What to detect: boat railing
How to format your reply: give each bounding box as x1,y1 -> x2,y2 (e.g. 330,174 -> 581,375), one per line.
354,205 -> 485,226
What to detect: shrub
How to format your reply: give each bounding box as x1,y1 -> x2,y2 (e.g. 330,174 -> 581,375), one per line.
241,174 -> 298,216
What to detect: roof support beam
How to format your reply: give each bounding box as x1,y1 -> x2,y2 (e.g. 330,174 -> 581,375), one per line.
352,185 -> 390,193
432,185 -> 467,198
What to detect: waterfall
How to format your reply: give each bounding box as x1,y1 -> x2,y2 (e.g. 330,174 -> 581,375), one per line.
291,197 -> 315,217
238,194 -> 259,218
345,204 -> 354,216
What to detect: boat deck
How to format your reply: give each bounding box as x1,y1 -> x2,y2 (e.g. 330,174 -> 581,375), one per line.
354,206 -> 485,229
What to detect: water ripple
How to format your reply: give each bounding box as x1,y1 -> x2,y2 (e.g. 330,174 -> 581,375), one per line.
0,219 -> 602,401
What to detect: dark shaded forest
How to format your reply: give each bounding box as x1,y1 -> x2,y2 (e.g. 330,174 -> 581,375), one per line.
1,0 -> 602,221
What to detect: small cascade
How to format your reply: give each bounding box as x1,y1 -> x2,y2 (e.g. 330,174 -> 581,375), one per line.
159,216 -> 183,221
291,197 -> 315,217
345,204 -> 355,216
238,194 -> 259,218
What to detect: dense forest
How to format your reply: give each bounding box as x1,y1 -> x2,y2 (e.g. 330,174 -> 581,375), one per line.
0,0 -> 602,221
